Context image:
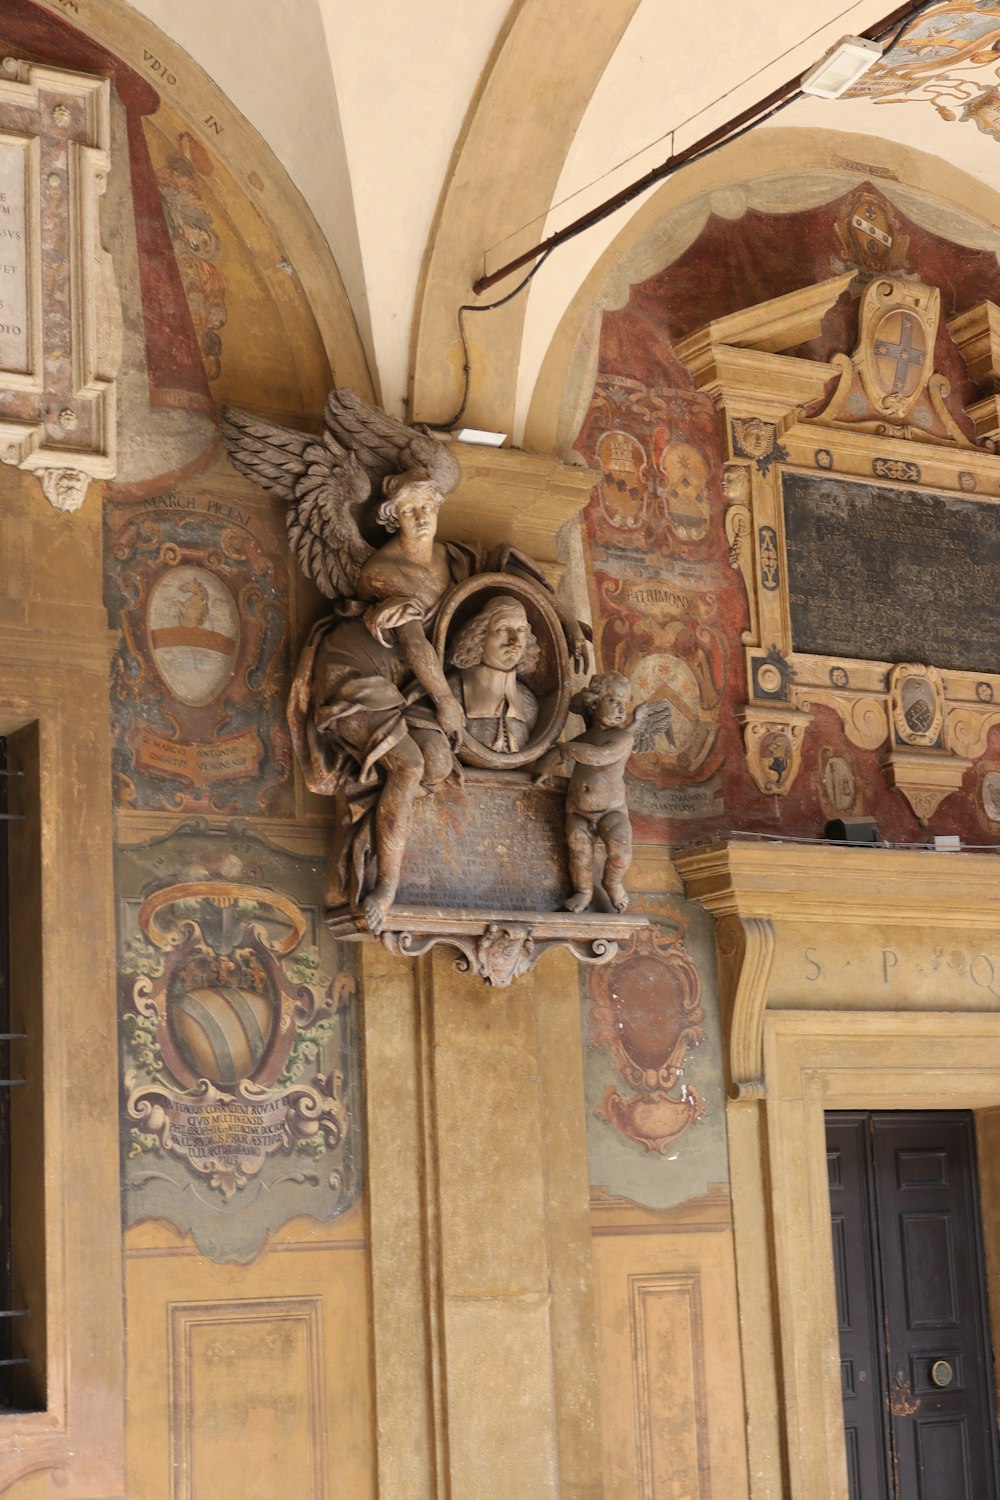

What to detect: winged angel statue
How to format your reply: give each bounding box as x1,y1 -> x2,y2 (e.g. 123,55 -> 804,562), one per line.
223,389 -> 590,935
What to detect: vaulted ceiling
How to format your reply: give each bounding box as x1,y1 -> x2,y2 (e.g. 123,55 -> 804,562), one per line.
119,0 -> 1000,446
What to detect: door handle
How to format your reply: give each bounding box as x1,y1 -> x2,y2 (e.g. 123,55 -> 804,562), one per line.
931,1359 -> 954,1389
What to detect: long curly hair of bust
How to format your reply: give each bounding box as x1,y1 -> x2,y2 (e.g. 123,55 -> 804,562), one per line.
448,595 -> 541,673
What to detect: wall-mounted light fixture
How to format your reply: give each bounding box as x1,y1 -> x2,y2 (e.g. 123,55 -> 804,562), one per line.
800,36 -> 883,99
451,428 -> 507,446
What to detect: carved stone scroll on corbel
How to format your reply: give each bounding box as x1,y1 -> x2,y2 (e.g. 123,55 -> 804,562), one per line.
797,688 -> 889,752
715,914 -> 776,1100
722,462 -> 756,643
0,58 -> 121,509
335,907 -> 645,988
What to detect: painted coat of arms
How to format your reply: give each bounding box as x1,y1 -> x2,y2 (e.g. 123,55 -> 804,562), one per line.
118,823 -> 361,1261
106,491 -> 292,814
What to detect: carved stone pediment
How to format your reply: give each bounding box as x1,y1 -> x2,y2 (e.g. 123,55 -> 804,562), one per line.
815,276 -> 972,447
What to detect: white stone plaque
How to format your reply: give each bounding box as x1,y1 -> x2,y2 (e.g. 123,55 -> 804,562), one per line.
0,139 -> 27,373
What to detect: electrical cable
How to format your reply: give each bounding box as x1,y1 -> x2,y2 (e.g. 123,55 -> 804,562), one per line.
490,0 -> 884,256
422,248 -> 554,431
422,0 -> 940,431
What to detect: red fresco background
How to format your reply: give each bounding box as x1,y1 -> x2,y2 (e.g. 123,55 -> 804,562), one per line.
573,182 -> 1000,848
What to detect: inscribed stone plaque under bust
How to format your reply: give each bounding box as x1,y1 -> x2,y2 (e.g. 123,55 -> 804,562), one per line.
783,471 -> 1000,673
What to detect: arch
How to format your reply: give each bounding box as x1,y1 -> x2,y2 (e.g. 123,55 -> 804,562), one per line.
523,126 -> 1000,458
409,0 -> 642,433
26,0 -> 373,405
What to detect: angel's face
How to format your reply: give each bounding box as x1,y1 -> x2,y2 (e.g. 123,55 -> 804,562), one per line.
395,490 -> 440,543
595,682 -> 630,728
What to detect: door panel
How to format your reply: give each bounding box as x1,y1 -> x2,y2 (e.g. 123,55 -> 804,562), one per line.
827,1117 -> 890,1500
826,1111 -> 1000,1500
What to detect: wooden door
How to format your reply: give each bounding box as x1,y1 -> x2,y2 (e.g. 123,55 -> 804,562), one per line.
826,1111 -> 1000,1500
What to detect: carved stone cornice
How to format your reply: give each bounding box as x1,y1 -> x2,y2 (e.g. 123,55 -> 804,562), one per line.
948,300 -> 1000,392
677,839 -> 1000,927
328,905 -> 649,989
443,443 -> 597,573
677,840 -> 1000,1094
668,344 -> 836,418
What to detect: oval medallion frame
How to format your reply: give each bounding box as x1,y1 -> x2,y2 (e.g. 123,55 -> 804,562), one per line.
434,571 -> 572,770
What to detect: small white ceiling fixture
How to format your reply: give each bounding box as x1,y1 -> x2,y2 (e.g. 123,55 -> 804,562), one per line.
451,428 -> 507,446
800,36 -> 884,99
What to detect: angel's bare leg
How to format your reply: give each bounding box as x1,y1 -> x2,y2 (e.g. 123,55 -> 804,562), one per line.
564,811 -> 596,912
598,808 -> 632,912
363,736 -> 425,935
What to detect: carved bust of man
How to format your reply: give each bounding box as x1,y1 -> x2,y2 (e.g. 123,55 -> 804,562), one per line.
447,595 -> 541,754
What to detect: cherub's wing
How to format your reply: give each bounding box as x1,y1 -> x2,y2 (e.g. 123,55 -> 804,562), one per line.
324,387 -> 461,495
222,406 -> 374,599
632,698 -> 675,754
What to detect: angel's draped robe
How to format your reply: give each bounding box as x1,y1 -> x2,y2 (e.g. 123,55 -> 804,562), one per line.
287,542 -> 476,905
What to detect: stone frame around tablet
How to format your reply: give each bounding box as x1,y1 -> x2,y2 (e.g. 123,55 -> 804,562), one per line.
0,56 -> 121,512
677,273 -> 1000,821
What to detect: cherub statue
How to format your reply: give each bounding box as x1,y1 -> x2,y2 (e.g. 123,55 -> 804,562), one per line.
534,671 -> 674,914
446,595 -> 540,754
223,389 -> 590,935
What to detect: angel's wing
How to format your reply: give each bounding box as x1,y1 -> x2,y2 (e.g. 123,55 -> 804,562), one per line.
632,698 -> 675,754
323,387 -> 461,495
222,406 -> 374,599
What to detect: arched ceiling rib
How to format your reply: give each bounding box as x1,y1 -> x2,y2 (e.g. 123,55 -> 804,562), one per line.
119,0 -> 1000,447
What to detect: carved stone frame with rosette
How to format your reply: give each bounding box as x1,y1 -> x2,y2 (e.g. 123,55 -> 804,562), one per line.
676,274 -> 1000,822
0,57 -> 121,511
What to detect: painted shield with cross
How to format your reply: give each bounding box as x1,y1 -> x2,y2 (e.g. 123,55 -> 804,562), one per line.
858,277 -> 939,420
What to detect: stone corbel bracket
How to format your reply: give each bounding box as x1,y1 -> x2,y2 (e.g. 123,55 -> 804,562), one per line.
714,913 -> 775,1100
0,57 -> 122,510
328,905 -> 650,988
674,841 -> 780,1098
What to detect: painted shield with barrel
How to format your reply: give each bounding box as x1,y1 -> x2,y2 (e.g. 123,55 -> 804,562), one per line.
169,960 -> 276,1087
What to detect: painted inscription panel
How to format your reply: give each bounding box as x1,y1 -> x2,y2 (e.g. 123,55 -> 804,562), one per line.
784,472 -> 1000,672
105,490 -> 292,814
118,821 -> 362,1262
0,140 -> 28,372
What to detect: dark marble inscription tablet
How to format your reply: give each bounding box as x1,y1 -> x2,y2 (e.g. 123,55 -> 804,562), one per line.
783,471 -> 1000,673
